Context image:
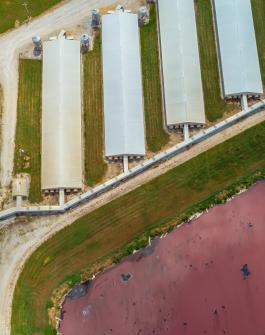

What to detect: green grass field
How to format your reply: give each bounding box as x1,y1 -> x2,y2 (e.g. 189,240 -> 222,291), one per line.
251,0 -> 265,86
0,0 -> 62,34
14,59 -> 42,203
83,36 -> 107,186
140,5 -> 169,152
195,0 -> 237,122
12,120 -> 265,335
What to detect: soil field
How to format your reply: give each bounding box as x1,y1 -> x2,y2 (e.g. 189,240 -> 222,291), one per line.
140,5 -> 169,152
83,35 -> 107,186
60,181 -> 265,335
11,120 -> 265,335
252,0 -> 265,86
195,0 -> 238,122
0,0 -> 63,34
14,59 -> 42,203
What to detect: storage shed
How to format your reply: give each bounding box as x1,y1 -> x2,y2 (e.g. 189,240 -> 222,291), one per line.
42,37 -> 82,191
157,0 -> 205,131
12,174 -> 29,199
213,0 -> 263,98
102,10 -> 145,160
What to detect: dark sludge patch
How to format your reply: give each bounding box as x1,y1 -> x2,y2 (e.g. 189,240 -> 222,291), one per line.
67,281 -> 92,300
241,264 -> 251,279
134,238 -> 160,262
120,273 -> 132,282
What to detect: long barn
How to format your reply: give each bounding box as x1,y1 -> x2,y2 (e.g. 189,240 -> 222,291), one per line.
42,37 -> 82,192
102,10 -> 145,162
213,0 -> 263,98
157,0 -> 205,133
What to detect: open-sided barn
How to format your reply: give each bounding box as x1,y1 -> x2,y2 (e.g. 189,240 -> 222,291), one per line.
213,0 -> 263,98
157,0 -> 205,128
42,37 -> 82,191
102,10 -> 145,159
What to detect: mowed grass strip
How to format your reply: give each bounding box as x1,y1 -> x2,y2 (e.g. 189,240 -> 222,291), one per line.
195,0 -> 237,122
83,36 -> 107,186
12,120 -> 265,335
140,4 -> 169,152
251,0 -> 265,86
0,0 -> 62,34
14,59 -> 42,203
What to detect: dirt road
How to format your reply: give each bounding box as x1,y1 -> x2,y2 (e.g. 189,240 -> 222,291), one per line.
1,109 -> 265,335
0,0 -> 141,189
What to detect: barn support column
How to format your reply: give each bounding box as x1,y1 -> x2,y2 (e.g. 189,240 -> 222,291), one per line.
59,189 -> 65,207
123,155 -> 129,174
183,124 -> 189,142
241,94 -> 248,111
16,196 -> 22,209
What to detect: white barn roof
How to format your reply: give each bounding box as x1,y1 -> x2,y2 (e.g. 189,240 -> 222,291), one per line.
42,38 -> 82,190
102,11 -> 145,157
157,0 -> 205,126
213,0 -> 263,97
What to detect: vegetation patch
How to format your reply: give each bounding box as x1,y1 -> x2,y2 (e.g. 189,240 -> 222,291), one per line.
11,120 -> 265,335
140,4 -> 169,152
195,0 -> 238,122
251,0 -> 265,86
0,0 -> 63,34
14,59 -> 42,203
83,35 -> 107,186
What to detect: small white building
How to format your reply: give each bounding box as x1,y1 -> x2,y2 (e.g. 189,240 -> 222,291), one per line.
42,37 -> 82,191
12,174 -> 29,199
157,0 -> 205,134
102,10 -> 146,162
213,0 -> 263,98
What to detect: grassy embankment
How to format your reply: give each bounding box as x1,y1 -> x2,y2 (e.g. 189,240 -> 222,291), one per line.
140,5 -> 169,152
251,0 -> 265,86
83,35 -> 107,186
14,59 -> 42,203
12,119 -> 265,335
195,0 -> 237,122
0,0 -> 62,34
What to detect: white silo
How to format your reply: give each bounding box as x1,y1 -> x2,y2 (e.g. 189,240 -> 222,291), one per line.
81,33 -> 90,52
138,6 -> 150,25
32,35 -> 42,47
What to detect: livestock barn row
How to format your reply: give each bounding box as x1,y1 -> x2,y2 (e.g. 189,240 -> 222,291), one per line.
40,0 -> 263,193
42,38 -> 82,192
157,0 -> 205,131
102,11 -> 145,160
212,0 -> 262,98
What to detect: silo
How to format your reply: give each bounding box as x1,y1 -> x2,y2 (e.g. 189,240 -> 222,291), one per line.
92,9 -> 101,28
138,6 -> 149,25
32,35 -> 42,47
81,33 -> 90,52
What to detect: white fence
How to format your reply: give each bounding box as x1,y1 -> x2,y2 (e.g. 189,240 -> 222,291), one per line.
0,100 -> 264,222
